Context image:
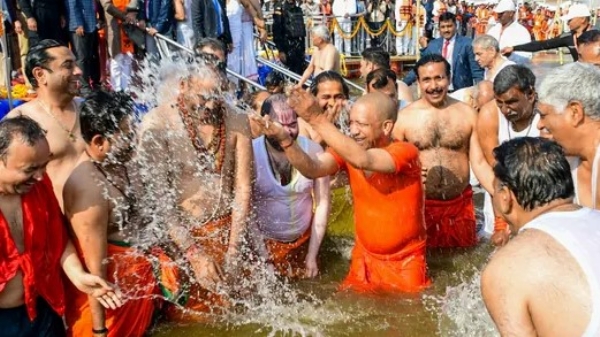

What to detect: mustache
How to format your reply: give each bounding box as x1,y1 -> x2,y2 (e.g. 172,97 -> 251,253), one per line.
425,88 -> 444,95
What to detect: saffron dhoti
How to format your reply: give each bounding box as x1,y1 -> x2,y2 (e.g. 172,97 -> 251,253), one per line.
165,215 -> 232,323
65,242 -> 160,337
265,227 -> 311,278
425,186 -> 477,248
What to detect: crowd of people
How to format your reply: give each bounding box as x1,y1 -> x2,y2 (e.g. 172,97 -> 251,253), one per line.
0,0 -> 600,335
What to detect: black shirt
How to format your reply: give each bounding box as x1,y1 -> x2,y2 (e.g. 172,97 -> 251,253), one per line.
513,26 -> 597,61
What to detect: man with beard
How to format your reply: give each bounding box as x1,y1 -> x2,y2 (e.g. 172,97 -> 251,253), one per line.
6,39 -> 85,209
482,137 -> 600,337
63,91 -> 161,337
393,54 -> 494,248
403,12 -> 483,92
537,62 -> 600,210
477,65 -> 540,246
138,61 -> 253,322
252,94 -> 330,278
0,116 -> 122,337
252,91 -> 431,292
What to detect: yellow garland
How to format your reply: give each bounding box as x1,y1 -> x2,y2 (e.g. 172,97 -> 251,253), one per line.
328,17 -> 412,39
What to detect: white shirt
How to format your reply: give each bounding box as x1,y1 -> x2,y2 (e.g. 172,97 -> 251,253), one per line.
332,0 -> 357,19
442,34 -> 456,90
487,20 -> 532,60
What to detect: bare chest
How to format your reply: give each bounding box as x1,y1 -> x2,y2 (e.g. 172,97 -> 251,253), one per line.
404,114 -> 471,151
0,197 -> 24,253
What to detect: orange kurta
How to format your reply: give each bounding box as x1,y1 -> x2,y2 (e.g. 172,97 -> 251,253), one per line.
329,141 -> 430,293
66,242 -> 160,337
166,215 -> 232,323
265,227 -> 311,278
424,185 -> 477,248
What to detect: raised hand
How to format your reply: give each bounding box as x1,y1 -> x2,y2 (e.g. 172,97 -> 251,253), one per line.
287,88 -> 324,124
249,113 -> 290,142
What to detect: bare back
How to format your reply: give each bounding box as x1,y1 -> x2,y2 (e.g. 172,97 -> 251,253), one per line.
394,98 -> 474,200
483,230 -> 591,337
313,44 -> 341,75
140,105 -> 249,225
7,100 -> 85,209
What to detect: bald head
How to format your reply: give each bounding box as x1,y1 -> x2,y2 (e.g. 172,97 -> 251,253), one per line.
354,92 -> 398,123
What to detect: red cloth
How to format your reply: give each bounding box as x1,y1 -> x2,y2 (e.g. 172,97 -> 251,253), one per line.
265,227 -> 311,278
424,186 -> 477,248
328,141 -> 430,292
0,175 -> 68,321
65,242 -> 160,337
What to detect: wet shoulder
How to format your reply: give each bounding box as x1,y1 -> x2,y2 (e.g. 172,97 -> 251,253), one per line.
63,161 -> 104,207
225,107 -> 252,138
6,100 -> 37,119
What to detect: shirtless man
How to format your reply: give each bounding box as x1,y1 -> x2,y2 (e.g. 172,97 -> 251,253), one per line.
472,34 -> 515,82
138,60 -> 253,321
296,25 -> 340,88
0,116 -> 121,337
482,137 -> 600,337
537,62 -> 600,210
6,39 -> 85,209
477,65 -> 540,246
365,68 -> 407,110
393,53 -> 494,248
63,91 -> 158,337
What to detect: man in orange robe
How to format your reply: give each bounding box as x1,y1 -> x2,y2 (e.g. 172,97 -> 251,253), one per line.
253,90 -> 431,293
63,91 -> 160,337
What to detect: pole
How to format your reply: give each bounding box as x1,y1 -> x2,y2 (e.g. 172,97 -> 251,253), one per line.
416,0 -> 421,61
0,5 -> 13,110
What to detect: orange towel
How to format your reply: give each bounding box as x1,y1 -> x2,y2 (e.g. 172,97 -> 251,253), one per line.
65,242 -> 160,337
340,239 -> 430,293
424,186 -> 477,248
265,227 -> 311,278
165,215 -> 232,323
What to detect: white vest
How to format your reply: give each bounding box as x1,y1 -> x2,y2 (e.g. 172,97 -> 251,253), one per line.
482,108 -> 540,235
520,208 -> 600,337
252,136 -> 320,242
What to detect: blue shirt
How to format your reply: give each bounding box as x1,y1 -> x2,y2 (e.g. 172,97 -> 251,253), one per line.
65,0 -> 97,33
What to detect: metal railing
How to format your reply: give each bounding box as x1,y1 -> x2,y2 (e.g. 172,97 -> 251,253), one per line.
255,35 -> 365,93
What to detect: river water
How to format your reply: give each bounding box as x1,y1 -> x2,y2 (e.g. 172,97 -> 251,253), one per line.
149,53 -> 568,337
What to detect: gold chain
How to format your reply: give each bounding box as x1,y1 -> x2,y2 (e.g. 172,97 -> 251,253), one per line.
37,100 -> 78,142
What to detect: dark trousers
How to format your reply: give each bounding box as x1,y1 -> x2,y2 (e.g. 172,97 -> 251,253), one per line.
284,38 -> 306,76
28,5 -> 68,47
0,298 -> 66,337
70,31 -> 100,94
368,21 -> 384,47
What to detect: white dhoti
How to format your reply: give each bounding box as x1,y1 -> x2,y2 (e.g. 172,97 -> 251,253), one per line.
241,21 -> 258,79
109,53 -> 133,92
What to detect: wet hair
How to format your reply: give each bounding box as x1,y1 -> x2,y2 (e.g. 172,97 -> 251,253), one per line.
493,137 -> 574,211
25,39 -> 65,88
493,65 -> 536,96
260,93 -> 290,117
265,72 -> 284,88
0,116 -> 47,160
249,90 -> 270,110
366,68 -> 398,91
472,34 -> 500,52
309,70 -> 350,98
439,12 -> 457,23
577,30 -> 600,46
196,38 -> 226,56
414,54 -> 451,80
80,90 -> 134,143
361,47 -> 390,70
538,62 -> 600,120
